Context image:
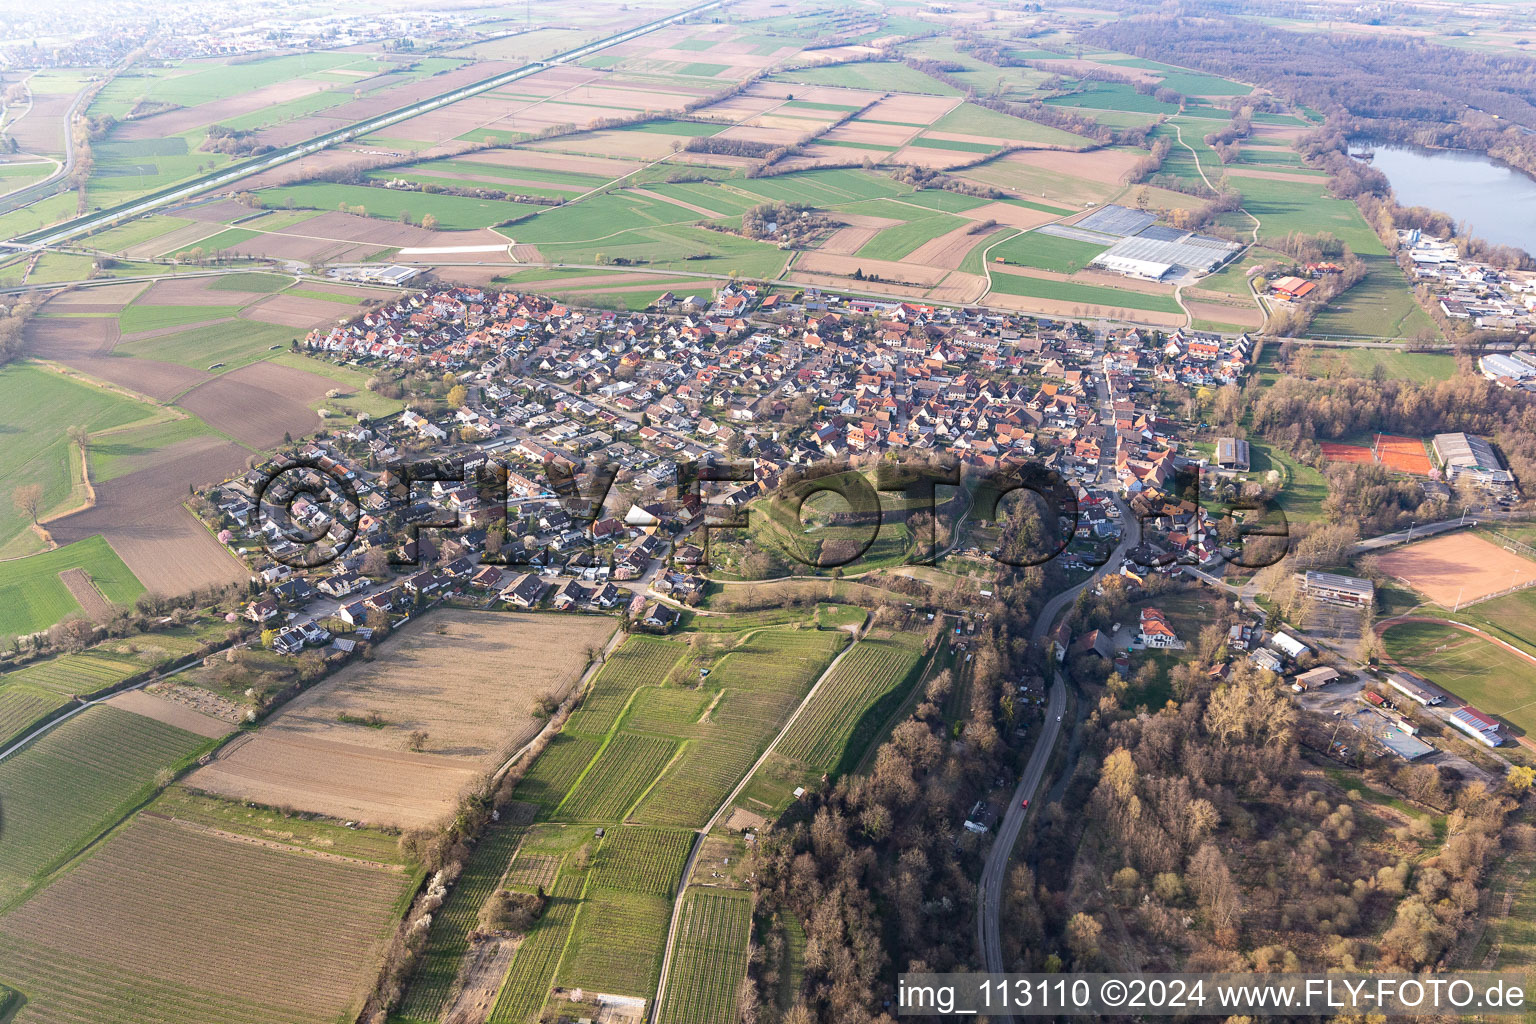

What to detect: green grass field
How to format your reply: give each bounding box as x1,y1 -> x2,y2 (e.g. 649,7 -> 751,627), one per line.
1306,254 -> 1438,339
1439,584 -> 1536,662
985,271 -> 1184,314
117,303 -> 245,333
27,252 -> 98,285
1247,440 -> 1328,523
0,193 -> 77,240
508,186 -> 791,277
991,231 -> 1108,273
1,621 -> 227,709
258,182 -> 533,229
928,101 -> 1091,147
0,704 -> 212,906
168,227 -> 259,257
1382,620 -> 1536,736
770,61 -> 961,95
0,538 -> 145,639
207,271 -> 290,292
1274,345 -> 1455,383
149,785 -> 407,864
86,415 -> 216,483
1226,174 -> 1386,255
856,210 -> 967,262
266,351 -> 405,421
1045,81 -> 1180,114
117,318 -> 300,370
80,215 -> 194,254
389,158 -> 610,192
0,362 -> 157,556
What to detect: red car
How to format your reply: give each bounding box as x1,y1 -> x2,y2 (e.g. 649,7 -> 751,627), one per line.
1020,798 -> 1030,809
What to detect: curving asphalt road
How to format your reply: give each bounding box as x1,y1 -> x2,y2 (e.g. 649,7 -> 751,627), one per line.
975,498 -> 1139,1003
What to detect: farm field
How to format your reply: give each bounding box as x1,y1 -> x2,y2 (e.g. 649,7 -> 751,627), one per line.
550,731 -> 679,822
0,683 -> 65,752
1306,254 -> 1439,339
770,61 -> 960,95
392,617 -> 842,1021
985,269 -> 1184,315
0,619 -> 229,751
990,230 -> 1108,273
1225,173 -> 1385,254
392,807 -> 535,1024
555,825 -> 695,997
149,784 -> 409,864
257,182 -> 535,230
0,536 -> 145,639
554,625 -> 847,827
776,632 -> 926,774
563,634 -> 688,737
0,361 -> 159,557
1381,620 -> 1536,736
189,610 -> 614,827
86,415 -> 221,483
631,626 -> 847,827
657,887 -> 754,1024
0,704 -> 214,906
0,814 -> 413,1024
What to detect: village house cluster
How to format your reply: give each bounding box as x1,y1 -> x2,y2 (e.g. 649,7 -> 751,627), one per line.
1399,229 -> 1536,335
200,280 -> 1266,656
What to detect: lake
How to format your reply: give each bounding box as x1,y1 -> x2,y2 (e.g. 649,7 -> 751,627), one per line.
1350,139 -> 1536,254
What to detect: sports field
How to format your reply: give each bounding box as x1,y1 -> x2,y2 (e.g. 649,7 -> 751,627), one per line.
1375,533 -> 1536,609
1372,434 -> 1433,475
1381,619 -> 1536,735
1320,441 -> 1375,466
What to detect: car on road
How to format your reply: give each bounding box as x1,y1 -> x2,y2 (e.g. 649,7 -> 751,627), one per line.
1056,715 -> 1063,722
1021,798 -> 1029,809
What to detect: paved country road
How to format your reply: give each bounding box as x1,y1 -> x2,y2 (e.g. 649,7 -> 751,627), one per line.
975,498 -> 1139,1008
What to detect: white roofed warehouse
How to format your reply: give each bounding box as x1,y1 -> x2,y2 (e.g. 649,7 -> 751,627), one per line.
1432,432 -> 1514,488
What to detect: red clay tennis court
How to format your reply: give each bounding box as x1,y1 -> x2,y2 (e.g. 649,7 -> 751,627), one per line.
1373,433 -> 1433,475
1320,441 -> 1374,464
1320,434 -> 1433,475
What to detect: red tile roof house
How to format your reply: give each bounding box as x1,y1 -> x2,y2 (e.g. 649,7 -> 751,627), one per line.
1136,607 -> 1185,649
